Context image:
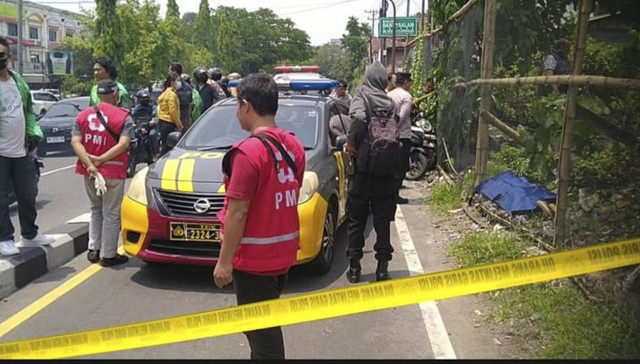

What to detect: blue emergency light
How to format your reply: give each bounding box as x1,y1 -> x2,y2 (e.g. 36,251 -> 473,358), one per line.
228,79 -> 338,92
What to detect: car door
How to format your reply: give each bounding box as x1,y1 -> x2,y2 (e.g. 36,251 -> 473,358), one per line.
327,101 -> 348,222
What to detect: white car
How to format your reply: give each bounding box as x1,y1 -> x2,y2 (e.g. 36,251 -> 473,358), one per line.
31,91 -> 59,118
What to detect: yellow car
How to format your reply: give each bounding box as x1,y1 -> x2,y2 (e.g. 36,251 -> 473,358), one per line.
121,80 -> 349,273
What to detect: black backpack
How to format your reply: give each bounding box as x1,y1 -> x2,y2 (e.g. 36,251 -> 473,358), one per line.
356,93 -> 401,177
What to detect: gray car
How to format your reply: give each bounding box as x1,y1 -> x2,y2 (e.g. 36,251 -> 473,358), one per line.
37,96 -> 90,157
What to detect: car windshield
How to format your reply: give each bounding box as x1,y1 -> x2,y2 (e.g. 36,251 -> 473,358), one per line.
45,102 -> 84,117
180,104 -> 320,150
33,93 -> 58,102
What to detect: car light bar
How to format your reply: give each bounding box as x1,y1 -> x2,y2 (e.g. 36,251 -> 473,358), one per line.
228,79 -> 339,92
274,65 -> 321,73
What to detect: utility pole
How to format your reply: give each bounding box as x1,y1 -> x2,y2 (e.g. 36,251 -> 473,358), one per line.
380,0 -> 387,66
17,0 -> 23,74
366,9 -> 378,63
405,0 -> 410,54
421,0 -> 426,32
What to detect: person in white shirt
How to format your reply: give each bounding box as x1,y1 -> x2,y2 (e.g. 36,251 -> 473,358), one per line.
387,72 -> 413,205
329,79 -> 352,105
0,36 -> 54,256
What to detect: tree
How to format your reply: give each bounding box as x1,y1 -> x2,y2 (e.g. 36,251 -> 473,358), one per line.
216,12 -> 242,73
93,0 -> 124,73
163,0 -> 183,66
341,17 -> 370,82
193,0 -> 214,55
312,44 -> 351,81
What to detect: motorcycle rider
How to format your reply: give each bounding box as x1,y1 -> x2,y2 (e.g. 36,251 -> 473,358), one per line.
194,67 -> 216,113
131,89 -> 159,158
209,67 -> 231,98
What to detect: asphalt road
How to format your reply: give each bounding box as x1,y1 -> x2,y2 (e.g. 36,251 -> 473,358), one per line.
2,175 -> 509,359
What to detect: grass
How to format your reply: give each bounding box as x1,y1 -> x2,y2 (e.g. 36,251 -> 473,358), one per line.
446,230 -> 640,359
426,181 -> 463,213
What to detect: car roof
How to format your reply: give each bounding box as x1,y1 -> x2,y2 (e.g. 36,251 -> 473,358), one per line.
30,90 -> 56,95
56,96 -> 90,104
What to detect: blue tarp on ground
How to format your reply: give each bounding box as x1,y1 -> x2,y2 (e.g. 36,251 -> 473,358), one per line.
475,170 -> 557,214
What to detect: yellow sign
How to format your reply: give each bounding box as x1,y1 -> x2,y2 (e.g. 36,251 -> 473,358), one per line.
1,239 -> 638,359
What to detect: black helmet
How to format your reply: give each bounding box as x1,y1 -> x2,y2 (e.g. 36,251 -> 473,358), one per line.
209,67 -> 223,81
193,67 -> 209,83
136,89 -> 150,105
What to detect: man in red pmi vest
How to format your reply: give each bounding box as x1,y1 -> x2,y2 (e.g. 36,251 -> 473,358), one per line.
213,74 -> 305,359
71,79 -> 133,267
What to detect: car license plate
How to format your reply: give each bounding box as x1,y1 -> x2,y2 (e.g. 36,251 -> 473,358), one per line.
46,136 -> 65,143
170,222 -> 220,242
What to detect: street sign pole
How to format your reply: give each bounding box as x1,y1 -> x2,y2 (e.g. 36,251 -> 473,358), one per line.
389,0 -> 396,74
17,0 -> 23,74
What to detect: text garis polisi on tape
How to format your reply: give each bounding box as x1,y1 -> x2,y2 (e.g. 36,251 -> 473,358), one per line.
0,238 -> 638,359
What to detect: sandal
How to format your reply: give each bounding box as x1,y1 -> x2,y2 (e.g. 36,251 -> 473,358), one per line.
87,249 -> 100,263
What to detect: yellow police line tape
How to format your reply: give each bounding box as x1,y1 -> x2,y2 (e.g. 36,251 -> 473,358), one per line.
1,238 -> 639,359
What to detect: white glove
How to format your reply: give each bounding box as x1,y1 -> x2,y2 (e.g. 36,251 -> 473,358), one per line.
94,172 -> 107,196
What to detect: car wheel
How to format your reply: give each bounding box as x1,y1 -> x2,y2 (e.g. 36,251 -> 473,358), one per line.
307,202 -> 337,274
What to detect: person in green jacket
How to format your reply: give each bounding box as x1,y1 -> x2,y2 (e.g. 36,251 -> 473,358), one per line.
0,36 -> 55,256
90,57 -> 131,110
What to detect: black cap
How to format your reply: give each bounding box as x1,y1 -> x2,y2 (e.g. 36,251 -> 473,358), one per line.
97,79 -> 119,95
396,72 -> 412,83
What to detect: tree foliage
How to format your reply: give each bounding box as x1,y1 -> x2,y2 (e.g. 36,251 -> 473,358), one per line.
93,0 -> 124,71
341,17 -> 370,76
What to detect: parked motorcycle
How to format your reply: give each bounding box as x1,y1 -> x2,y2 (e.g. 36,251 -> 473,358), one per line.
405,111 -> 437,181
127,114 -> 159,178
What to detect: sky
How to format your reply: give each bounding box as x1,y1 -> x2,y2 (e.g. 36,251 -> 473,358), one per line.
38,0 -> 426,46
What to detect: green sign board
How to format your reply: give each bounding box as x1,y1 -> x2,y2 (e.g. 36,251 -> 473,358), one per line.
379,17 -> 418,37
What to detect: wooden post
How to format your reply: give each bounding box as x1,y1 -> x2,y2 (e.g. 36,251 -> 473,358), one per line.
554,0 -> 593,248
473,0 -> 497,186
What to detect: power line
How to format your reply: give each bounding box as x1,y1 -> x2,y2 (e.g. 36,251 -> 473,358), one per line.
280,0 -> 365,16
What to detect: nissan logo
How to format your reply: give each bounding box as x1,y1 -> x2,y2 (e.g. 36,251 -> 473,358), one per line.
193,198 -> 211,214
52,127 -> 59,133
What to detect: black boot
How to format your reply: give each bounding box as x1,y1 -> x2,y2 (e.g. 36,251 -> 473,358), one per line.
346,259 -> 361,283
376,260 -> 390,281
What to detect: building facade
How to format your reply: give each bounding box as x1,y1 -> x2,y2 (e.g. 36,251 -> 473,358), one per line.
0,0 -> 83,86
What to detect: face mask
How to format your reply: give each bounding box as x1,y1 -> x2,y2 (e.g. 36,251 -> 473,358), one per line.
175,81 -> 182,90
0,58 -> 7,71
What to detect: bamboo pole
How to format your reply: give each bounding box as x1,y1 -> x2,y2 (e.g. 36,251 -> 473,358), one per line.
555,0 -> 593,248
480,109 -> 522,144
447,0 -> 480,23
474,0 -> 497,186
454,75 -> 640,89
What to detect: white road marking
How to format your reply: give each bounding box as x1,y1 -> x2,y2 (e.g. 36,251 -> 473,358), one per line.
66,213 -> 91,224
41,165 -> 75,177
395,206 -> 457,359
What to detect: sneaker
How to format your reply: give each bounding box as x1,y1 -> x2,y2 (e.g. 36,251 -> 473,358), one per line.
19,233 -> 54,247
0,241 -> 19,256
87,249 -> 101,264
100,254 -> 129,267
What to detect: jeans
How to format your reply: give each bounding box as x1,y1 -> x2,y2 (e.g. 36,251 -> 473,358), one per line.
84,176 -> 125,259
0,155 -> 39,241
233,269 -> 288,360
346,173 -> 396,262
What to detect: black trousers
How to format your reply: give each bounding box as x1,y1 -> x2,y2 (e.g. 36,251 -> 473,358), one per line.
395,138 -> 412,194
0,156 -> 39,241
158,120 -> 176,156
233,269 -> 288,360
346,173 -> 396,262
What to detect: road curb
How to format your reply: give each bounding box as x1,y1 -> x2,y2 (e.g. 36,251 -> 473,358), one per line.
0,224 -> 89,300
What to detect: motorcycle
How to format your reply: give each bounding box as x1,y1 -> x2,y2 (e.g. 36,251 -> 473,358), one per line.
127,112 -> 159,178
405,111 -> 437,181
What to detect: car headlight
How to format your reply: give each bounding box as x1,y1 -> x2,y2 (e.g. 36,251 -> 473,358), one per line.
298,171 -> 319,205
126,167 -> 149,205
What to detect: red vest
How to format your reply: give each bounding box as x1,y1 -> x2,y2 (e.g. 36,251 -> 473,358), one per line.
75,102 -> 130,180
217,128 -> 306,274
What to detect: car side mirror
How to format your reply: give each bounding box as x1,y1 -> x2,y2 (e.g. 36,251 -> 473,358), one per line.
166,131 -> 182,149
334,134 -> 347,151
